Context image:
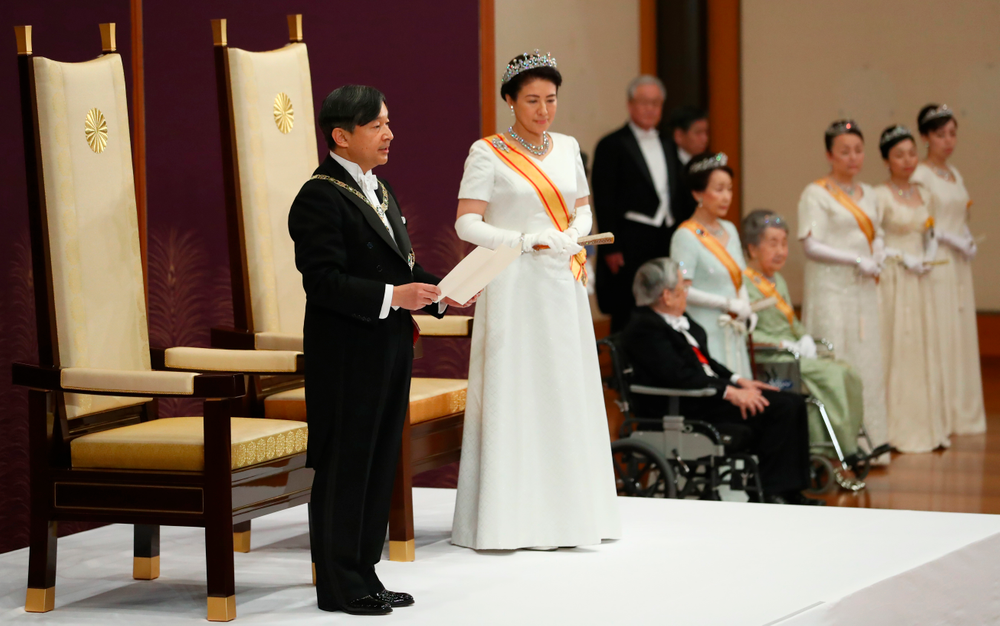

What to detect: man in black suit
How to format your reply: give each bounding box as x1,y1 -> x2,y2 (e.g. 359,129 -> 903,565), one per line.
665,105 -> 710,226
620,258 -> 822,505
288,85 -> 474,615
593,75 -> 680,332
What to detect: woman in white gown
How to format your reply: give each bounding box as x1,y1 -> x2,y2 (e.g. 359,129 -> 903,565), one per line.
450,51 -> 620,550
910,104 -> 986,435
669,153 -> 753,378
797,120 -> 889,461
875,125 -> 948,452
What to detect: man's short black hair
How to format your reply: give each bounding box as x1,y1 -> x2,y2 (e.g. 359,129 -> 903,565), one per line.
668,105 -> 708,132
317,85 -> 386,150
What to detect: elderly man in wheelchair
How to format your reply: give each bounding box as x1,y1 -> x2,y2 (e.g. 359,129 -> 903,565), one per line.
616,257 -> 823,505
741,210 -> 889,493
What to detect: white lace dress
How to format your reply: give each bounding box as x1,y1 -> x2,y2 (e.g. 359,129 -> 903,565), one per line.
451,133 -> 621,550
798,181 -> 888,454
911,163 -> 986,435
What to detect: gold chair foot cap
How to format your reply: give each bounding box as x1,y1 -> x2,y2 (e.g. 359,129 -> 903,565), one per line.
133,555 -> 160,580
25,587 -> 55,613
389,539 -> 415,562
233,530 -> 251,553
207,595 -> 236,622
312,562 -> 316,586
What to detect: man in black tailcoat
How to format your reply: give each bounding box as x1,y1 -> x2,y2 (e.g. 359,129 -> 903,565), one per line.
288,85 -> 473,615
593,75 -> 680,332
620,258 -> 823,506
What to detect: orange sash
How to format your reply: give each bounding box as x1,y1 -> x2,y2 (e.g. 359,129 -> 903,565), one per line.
744,268 -> 795,327
482,134 -> 587,283
816,178 -> 876,252
678,220 -> 742,291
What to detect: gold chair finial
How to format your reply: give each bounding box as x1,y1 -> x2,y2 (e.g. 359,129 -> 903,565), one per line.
212,19 -> 227,47
15,25 -> 32,55
100,23 -> 116,53
287,14 -> 303,43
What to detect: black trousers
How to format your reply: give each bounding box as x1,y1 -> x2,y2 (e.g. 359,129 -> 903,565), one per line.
680,390 -> 810,495
310,313 -> 413,610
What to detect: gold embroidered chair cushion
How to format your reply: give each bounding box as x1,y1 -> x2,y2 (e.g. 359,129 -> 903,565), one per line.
413,315 -> 473,337
227,43 -> 315,334
163,346 -> 300,372
263,378 -> 468,424
71,417 -> 308,471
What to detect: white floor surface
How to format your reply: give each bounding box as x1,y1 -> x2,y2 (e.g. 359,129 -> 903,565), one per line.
2,488 -> 1000,625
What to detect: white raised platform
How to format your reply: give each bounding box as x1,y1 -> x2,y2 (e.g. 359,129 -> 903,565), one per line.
1,488 -> 999,624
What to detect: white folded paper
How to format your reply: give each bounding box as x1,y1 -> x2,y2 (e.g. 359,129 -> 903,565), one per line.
435,244 -> 521,304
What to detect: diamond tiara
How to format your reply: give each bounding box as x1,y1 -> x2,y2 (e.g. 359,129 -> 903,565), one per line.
825,120 -> 860,137
879,125 -> 913,147
920,104 -> 953,125
502,50 -> 558,85
689,152 -> 728,174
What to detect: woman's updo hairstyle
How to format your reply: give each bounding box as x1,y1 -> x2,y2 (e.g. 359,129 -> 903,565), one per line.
500,52 -> 563,102
742,209 -> 789,252
685,152 -> 734,193
878,125 -> 915,159
824,119 -> 864,152
917,103 -> 957,136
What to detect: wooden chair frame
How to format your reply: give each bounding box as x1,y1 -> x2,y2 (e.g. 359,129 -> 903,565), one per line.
14,24 -> 311,621
209,15 -> 470,562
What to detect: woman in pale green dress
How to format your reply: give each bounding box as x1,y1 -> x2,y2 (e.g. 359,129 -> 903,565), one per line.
742,210 -> 864,461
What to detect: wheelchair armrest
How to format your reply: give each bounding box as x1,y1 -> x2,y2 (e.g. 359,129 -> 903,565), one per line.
629,385 -> 717,398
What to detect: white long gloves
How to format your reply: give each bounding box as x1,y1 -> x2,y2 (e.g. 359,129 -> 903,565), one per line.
884,247 -> 931,275
455,213 -> 520,250
781,334 -> 818,359
454,213 -> 584,256
937,228 -> 977,261
687,284 -> 757,332
802,235 -> 882,277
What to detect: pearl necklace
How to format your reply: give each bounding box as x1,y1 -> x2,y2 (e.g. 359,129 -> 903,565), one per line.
889,181 -> 917,200
507,127 -> 550,156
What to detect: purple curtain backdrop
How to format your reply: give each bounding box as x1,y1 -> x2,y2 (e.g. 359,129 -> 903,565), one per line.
0,1 -> 479,554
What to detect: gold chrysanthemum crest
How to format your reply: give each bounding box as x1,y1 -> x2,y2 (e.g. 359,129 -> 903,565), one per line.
273,92 -> 294,134
84,108 -> 108,154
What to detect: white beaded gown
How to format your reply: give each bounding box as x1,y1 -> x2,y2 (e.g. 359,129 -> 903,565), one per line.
452,133 -> 621,550
875,184 -> 948,453
798,181 -> 889,454
911,163 -> 986,435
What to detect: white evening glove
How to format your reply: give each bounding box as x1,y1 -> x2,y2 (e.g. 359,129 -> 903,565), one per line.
455,213 -> 520,250
902,253 -> 931,275
569,203 -> 593,238
797,335 -> 818,359
872,237 -> 887,265
687,287 -> 730,311
559,227 -> 585,256
523,228 -> 572,256
748,312 -> 759,334
802,236 -> 880,278
937,229 -> 977,261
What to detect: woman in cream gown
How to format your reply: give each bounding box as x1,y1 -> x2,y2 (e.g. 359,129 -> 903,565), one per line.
798,120 -> 889,460
669,153 -> 753,378
876,125 -> 948,452
910,104 -> 986,435
450,52 -> 620,550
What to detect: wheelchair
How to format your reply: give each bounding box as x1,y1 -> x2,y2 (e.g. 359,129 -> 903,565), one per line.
752,340 -> 889,494
598,336 -> 765,502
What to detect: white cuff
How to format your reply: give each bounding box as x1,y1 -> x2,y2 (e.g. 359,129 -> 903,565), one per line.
438,302 -> 448,314
729,374 -> 741,385
380,284 -> 393,319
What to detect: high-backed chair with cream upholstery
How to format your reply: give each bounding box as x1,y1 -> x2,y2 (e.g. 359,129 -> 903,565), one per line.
13,23 -> 311,622
210,16 -> 471,562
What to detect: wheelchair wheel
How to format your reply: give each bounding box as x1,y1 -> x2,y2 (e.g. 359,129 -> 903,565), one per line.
806,454 -> 836,495
611,439 -> 677,499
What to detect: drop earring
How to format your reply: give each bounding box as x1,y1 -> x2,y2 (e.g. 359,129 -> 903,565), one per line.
509,106 -> 515,116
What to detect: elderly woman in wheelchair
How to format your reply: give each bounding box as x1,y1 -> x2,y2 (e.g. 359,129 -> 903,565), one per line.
616,258 -> 823,505
742,210 -> 887,492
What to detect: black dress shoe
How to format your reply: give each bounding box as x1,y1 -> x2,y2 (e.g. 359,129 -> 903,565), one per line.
343,595 -> 392,615
376,589 -> 414,607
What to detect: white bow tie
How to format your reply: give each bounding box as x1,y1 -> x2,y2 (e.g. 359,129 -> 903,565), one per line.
359,171 -> 379,196
663,314 -> 690,333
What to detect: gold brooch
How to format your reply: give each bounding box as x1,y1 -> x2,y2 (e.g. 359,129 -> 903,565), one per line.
85,108 -> 108,154
274,92 -> 294,134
